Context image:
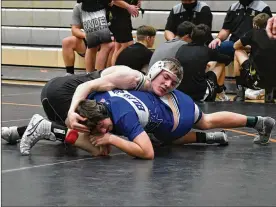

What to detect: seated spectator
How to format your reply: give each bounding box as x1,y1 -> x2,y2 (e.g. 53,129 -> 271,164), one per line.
62,1 -> 88,75
62,26 -> 114,75
175,24 -> 232,102
115,25 -> 156,74
164,0 -> 213,44
66,0 -> 116,73
149,21 -> 194,68
110,0 -> 140,66
209,0 -> 272,59
233,13 -> 276,103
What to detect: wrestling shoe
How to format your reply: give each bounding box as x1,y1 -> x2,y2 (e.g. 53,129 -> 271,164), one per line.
206,131 -> 228,145
20,114 -> 55,155
253,116 -> 275,145
1,126 -> 20,144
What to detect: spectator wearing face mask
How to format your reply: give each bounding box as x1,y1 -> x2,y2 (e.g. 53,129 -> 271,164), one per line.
164,0 -> 213,44
209,0 -> 272,59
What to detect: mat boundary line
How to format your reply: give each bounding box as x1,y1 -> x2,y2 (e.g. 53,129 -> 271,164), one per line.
2,152 -> 126,174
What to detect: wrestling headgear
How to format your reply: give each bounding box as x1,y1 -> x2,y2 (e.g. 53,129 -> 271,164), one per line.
147,58 -> 183,90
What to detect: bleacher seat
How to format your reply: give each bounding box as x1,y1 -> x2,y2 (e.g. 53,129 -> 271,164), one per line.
1,0 -> 276,70
2,1 -> 276,11
2,30 -> 193,68
1,9 -> 228,32
2,45 -> 85,68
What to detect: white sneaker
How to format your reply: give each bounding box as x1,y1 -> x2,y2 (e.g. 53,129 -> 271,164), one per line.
1,126 -> 20,144
20,114 -> 53,155
216,91 -> 231,101
245,89 -> 265,100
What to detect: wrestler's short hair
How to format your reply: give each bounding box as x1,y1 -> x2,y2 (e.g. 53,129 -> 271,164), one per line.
76,100 -> 110,131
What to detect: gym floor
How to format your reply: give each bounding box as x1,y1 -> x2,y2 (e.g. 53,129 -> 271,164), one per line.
2,84 -> 276,206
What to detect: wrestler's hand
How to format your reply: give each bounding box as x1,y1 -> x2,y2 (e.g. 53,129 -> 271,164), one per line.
90,134 -> 112,156
266,17 -> 276,39
67,111 -> 89,133
90,133 -> 113,146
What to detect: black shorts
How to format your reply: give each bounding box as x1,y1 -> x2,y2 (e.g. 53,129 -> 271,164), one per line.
204,71 -> 218,102
110,18 -> 133,43
40,71 -> 102,126
86,28 -> 112,48
78,38 -> 103,57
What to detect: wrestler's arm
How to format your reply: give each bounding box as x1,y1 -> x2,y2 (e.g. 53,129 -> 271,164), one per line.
92,132 -> 154,160
67,67 -> 150,131
68,67 -> 145,118
111,132 -> 154,159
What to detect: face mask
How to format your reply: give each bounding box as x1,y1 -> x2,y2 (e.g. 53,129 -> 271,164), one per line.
239,0 -> 253,7
81,0 -> 108,12
81,0 -> 94,11
182,1 -> 197,11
